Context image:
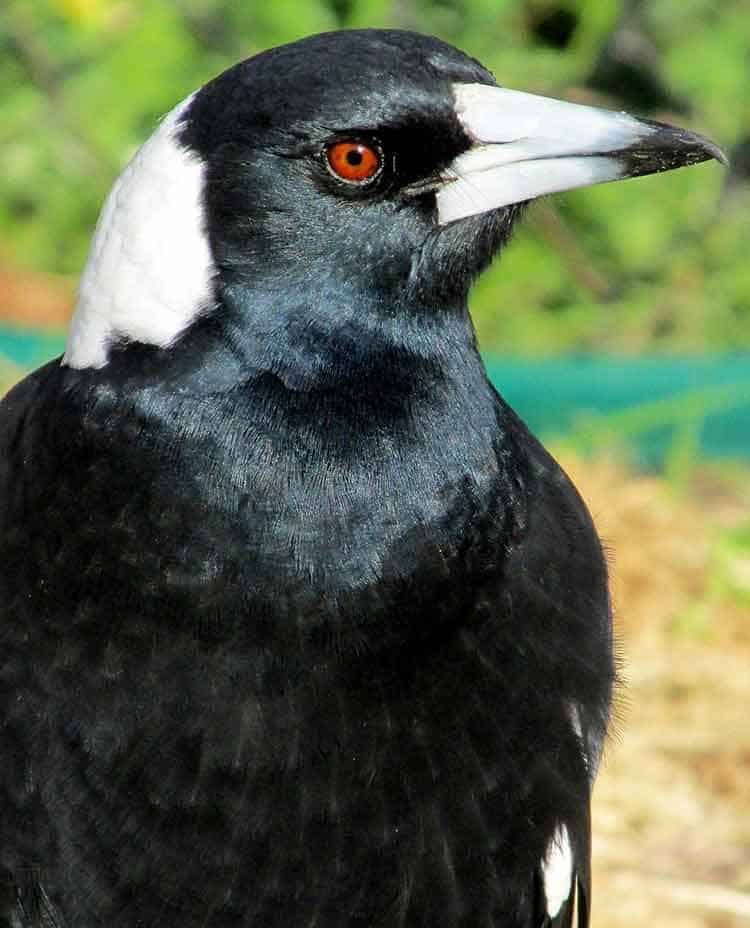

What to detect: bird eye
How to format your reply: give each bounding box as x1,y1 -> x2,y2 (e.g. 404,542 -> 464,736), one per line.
325,140 -> 382,185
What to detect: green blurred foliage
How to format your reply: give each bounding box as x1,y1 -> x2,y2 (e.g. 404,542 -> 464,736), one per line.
1,0 -> 748,352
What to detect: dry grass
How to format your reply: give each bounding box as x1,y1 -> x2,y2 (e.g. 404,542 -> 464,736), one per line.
560,453 -> 750,927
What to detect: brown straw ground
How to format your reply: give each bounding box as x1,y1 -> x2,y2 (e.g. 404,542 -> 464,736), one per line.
560,452 -> 750,928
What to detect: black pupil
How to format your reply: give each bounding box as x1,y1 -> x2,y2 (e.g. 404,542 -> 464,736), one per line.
346,148 -> 363,166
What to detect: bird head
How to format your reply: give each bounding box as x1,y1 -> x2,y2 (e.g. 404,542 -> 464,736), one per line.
64,29 -> 725,375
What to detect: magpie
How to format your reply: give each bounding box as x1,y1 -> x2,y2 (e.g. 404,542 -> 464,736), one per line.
0,29 -> 724,928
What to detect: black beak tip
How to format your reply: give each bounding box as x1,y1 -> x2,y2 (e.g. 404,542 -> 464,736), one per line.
684,129 -> 730,167
621,120 -> 729,178
708,139 -> 730,168
650,119 -> 728,166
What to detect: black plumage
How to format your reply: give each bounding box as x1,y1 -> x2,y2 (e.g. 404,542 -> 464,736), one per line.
0,29 -> 722,928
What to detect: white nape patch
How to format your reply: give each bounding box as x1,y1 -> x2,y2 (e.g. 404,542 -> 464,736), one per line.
437,82 -> 651,223
542,824 -> 574,919
63,94 -> 215,369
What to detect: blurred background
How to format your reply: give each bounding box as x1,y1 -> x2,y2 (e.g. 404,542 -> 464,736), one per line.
1,0 -> 748,924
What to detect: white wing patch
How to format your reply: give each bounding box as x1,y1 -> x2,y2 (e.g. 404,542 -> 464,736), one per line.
63,93 -> 215,369
542,823 -> 573,918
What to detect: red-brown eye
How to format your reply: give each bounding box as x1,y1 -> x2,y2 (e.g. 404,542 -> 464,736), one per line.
325,140 -> 382,184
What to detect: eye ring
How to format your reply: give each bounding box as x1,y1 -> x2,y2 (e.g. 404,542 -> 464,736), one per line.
324,139 -> 384,186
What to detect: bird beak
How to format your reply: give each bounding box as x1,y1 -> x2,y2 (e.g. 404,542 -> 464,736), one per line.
436,83 -> 728,224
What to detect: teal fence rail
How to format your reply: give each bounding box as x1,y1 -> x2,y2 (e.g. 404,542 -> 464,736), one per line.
485,356 -> 750,469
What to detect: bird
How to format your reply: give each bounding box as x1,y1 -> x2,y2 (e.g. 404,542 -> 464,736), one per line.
0,29 -> 724,928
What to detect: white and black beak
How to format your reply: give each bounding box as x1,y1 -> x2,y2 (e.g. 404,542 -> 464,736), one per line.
437,83 -> 727,223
